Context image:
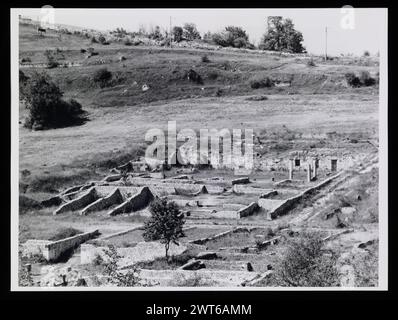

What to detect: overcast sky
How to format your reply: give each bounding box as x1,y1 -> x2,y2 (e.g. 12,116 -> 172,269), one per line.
17,8 -> 387,55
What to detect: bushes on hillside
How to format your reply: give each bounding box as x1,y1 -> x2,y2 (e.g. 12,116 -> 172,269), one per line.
183,23 -> 201,41
20,72 -> 86,130
211,26 -> 253,49
345,71 -> 376,87
93,68 -> 113,88
98,35 -> 108,44
359,71 -> 376,86
345,72 -> 361,87
249,75 -> 274,89
201,54 -> 210,63
306,58 -> 316,67
44,49 -> 59,69
124,38 -> 132,46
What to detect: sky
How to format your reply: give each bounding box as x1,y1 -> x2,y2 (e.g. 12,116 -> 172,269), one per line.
17,8 -> 387,55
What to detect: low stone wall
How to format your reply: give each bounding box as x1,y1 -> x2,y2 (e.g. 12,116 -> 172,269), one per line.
232,185 -> 273,195
53,187 -> 98,215
237,202 -> 259,218
44,230 -> 100,261
263,172 -> 343,220
80,188 -> 123,215
22,239 -> 52,258
231,177 -> 250,185
259,190 -> 278,199
211,210 -> 238,219
98,225 -> 144,240
22,230 -> 100,262
108,186 -> 154,216
103,174 -> 122,182
139,269 -> 260,287
175,185 -> 208,196
191,227 -> 258,245
81,241 -> 187,267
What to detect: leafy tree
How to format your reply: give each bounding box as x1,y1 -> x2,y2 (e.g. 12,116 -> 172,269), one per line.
143,198 -> 185,259
183,23 -> 201,41
260,17 -> 305,53
211,26 -> 251,48
21,72 -> 86,130
272,232 -> 340,287
172,26 -> 184,42
225,26 -> 249,42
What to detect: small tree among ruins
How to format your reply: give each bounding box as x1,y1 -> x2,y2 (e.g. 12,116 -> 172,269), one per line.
143,198 -> 185,260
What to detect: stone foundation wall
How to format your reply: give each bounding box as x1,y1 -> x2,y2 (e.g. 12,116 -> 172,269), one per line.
53,187 -> 98,215
108,186 -> 154,216
80,188 -> 123,215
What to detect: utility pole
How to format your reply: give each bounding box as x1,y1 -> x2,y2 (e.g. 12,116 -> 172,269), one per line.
325,26 -> 328,61
169,16 -> 172,49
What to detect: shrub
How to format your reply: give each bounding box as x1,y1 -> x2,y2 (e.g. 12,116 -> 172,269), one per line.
183,23 -> 201,41
201,55 -> 210,63
363,50 -> 370,57
19,259 -> 34,286
98,35 -> 107,44
271,232 -> 340,287
19,70 -> 29,90
212,32 -> 229,47
359,71 -> 376,86
211,26 -> 251,49
90,36 -> 98,43
345,72 -> 361,87
186,69 -> 203,84
124,38 -> 132,46
249,75 -> 274,89
101,245 -> 141,286
21,72 -> 87,130
44,49 -> 59,69
172,26 -> 183,42
93,68 -> 113,87
207,71 -> 218,80
19,195 -> 42,214
306,58 -> 316,67
143,198 -> 185,259
233,37 -> 248,48
20,57 -> 31,63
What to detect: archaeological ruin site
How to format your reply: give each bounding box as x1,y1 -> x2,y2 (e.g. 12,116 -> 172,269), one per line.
15,9 -> 385,289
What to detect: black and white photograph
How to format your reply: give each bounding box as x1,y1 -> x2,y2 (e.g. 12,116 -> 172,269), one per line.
10,6 -> 388,291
